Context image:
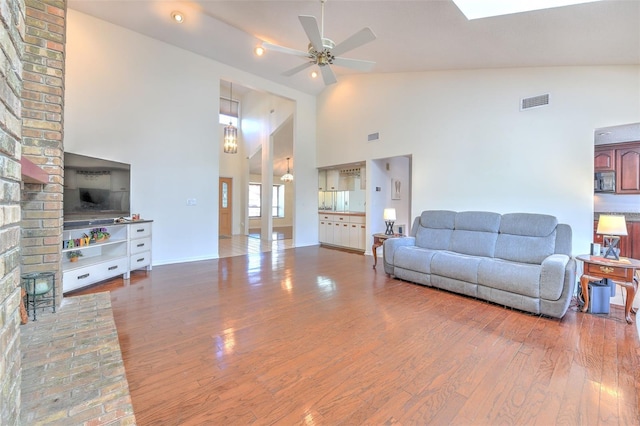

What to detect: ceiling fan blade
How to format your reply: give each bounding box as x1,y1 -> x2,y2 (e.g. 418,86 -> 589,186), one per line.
299,15 -> 323,52
282,62 -> 314,77
262,42 -> 309,58
332,57 -> 376,72
331,27 -> 376,57
319,65 -> 337,86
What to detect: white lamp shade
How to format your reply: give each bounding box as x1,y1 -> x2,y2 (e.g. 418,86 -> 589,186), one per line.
596,215 -> 628,236
383,208 -> 397,221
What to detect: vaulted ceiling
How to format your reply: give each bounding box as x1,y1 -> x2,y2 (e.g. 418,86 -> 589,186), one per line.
69,0 -> 640,96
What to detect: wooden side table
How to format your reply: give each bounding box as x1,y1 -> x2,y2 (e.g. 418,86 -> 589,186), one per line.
372,233 -> 403,269
576,254 -> 640,324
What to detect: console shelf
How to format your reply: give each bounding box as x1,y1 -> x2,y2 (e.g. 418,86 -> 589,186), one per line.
62,220 -> 153,293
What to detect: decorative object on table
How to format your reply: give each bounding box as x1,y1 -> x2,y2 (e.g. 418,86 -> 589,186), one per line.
281,157 -> 294,183
90,227 -> 110,242
132,213 -> 140,220
383,208 -> 396,235
391,178 -> 401,200
67,250 -> 83,262
590,242 -> 601,256
596,214 -> 627,260
21,271 -> 56,321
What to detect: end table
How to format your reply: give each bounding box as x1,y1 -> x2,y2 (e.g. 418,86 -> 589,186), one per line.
372,233 -> 403,269
576,254 -> 640,324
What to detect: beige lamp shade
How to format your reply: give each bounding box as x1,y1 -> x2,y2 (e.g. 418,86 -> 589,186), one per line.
596,215 -> 628,236
383,208 -> 397,221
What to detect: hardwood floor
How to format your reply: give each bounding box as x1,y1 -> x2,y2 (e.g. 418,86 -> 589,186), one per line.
69,246 -> 640,425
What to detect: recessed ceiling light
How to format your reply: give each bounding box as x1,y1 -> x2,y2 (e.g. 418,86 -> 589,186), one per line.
311,70 -> 318,79
453,0 -> 602,20
254,46 -> 265,56
171,11 -> 185,24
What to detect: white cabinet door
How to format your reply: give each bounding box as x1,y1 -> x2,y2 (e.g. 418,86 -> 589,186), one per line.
318,170 -> 327,191
319,219 -> 327,243
326,169 -> 340,190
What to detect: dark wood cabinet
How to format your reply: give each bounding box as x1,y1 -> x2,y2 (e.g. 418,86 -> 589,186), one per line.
616,146 -> 640,193
594,147 -> 615,172
595,141 -> 640,194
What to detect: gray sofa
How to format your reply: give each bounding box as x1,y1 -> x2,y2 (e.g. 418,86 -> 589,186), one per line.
383,210 -> 576,318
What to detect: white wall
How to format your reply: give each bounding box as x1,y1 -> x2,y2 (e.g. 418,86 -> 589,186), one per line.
65,10 -> 318,265
318,66 -> 640,257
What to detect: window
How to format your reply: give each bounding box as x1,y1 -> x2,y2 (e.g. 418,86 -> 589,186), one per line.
220,95 -> 239,127
248,183 -> 285,218
273,185 -> 284,218
248,183 -> 261,218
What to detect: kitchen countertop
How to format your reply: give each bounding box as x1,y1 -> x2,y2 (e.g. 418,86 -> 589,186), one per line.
318,211 -> 366,216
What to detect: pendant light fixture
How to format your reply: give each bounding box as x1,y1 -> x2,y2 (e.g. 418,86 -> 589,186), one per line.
223,82 -> 238,154
281,157 -> 293,183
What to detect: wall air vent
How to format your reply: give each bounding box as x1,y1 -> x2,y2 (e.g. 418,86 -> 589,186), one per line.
368,132 -> 380,142
520,93 -> 550,111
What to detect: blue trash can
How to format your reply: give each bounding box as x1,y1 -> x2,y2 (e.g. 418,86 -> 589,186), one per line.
589,282 -> 611,314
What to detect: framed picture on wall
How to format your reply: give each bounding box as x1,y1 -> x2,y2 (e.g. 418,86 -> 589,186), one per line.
392,178 -> 401,200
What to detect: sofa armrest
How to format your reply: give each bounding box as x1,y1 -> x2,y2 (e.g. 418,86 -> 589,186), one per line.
540,254 -> 570,300
383,236 -> 416,275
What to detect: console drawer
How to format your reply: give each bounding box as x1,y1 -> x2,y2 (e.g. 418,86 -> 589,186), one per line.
130,251 -> 151,271
63,257 -> 128,292
130,222 -> 151,239
130,237 -> 151,255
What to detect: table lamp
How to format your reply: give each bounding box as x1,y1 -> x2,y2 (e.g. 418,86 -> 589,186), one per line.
596,214 -> 627,260
383,208 -> 396,235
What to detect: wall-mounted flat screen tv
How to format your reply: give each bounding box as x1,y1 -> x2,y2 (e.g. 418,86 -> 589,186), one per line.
63,152 -> 131,222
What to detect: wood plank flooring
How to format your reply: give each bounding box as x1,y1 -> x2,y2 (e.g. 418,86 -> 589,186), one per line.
70,246 -> 640,425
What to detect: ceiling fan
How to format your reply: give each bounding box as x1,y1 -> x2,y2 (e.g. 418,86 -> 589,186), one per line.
262,0 -> 376,86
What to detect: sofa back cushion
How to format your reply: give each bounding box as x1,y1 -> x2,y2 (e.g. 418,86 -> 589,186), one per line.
495,213 -> 558,264
415,210 -> 455,250
450,211 -> 501,257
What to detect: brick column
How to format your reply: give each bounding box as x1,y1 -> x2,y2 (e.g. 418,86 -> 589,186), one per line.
20,0 -> 66,305
1,1 -> 26,423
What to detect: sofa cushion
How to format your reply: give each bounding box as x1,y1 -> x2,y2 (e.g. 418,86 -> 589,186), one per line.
394,246 -> 438,274
450,211 -> 501,257
478,258 -> 541,298
495,213 -> 557,264
431,251 -> 482,284
415,210 -> 456,249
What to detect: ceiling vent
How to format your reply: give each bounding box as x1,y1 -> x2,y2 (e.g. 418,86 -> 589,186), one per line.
520,93 -> 550,111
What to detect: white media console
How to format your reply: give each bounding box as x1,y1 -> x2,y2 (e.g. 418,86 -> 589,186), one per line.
62,220 -> 152,293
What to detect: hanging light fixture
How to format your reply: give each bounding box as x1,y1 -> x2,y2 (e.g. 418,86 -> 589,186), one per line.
281,157 -> 293,183
223,82 -> 238,154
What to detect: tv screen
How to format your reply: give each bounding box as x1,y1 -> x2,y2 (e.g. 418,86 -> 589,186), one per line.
63,152 -> 131,223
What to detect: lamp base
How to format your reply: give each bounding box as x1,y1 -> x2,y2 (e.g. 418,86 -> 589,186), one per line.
602,235 -> 621,260
385,220 -> 395,235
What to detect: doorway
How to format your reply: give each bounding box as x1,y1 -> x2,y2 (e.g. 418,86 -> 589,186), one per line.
219,177 -> 232,237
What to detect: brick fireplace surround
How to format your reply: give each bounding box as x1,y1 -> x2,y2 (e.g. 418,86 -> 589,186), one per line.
0,0 -> 117,423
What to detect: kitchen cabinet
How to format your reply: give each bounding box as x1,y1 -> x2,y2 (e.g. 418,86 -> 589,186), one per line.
326,169 -> 340,190
318,170 -> 327,191
594,141 -> 640,194
319,213 -> 365,251
616,146 -> 640,193
594,148 -> 615,172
